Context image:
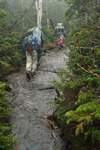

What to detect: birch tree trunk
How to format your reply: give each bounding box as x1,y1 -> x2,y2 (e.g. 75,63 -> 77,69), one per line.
35,0 -> 42,29
47,0 -> 49,29
21,0 -> 25,28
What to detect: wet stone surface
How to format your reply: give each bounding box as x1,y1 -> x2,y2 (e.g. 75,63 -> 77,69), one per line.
38,49 -> 69,72
7,48 -> 69,150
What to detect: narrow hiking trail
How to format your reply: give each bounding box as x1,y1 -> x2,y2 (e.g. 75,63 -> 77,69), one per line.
7,48 -> 69,150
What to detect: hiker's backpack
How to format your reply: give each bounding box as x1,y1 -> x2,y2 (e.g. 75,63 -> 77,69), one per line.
28,27 -> 41,44
58,40 -> 64,47
55,23 -> 64,32
26,36 -> 36,52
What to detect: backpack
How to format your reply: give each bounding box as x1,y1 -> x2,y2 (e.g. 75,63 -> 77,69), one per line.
58,40 -> 64,47
56,23 -> 64,32
26,36 -> 36,52
28,27 -> 41,44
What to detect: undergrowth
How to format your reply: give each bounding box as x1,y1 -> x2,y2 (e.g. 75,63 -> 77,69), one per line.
0,82 -> 19,150
51,69 -> 100,150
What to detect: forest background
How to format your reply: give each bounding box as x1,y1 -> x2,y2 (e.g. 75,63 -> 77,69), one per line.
0,0 -> 100,149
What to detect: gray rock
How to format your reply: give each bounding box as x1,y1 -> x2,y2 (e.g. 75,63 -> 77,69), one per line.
7,48 -> 70,150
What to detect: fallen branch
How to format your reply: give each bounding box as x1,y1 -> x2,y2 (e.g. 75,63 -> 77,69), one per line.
71,45 -> 100,50
77,63 -> 100,78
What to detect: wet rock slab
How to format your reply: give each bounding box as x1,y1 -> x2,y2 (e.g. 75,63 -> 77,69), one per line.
38,49 -> 69,72
7,48 -> 69,150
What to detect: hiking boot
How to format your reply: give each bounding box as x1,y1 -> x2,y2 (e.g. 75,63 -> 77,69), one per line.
31,72 -> 36,77
26,73 -> 30,80
38,63 -> 40,66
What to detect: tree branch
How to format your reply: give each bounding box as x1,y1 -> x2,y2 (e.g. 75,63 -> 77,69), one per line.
16,24 -> 28,49
6,0 -> 36,32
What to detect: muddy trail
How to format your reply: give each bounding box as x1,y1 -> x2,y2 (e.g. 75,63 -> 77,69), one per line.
6,48 -> 69,150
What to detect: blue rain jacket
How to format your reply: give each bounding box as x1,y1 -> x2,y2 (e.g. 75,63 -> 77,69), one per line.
41,31 -> 44,48
22,34 -> 43,56
53,29 -> 67,37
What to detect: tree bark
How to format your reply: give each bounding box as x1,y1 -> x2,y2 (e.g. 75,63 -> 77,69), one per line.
85,12 -> 88,25
47,0 -> 49,29
21,0 -> 25,28
35,0 -> 42,29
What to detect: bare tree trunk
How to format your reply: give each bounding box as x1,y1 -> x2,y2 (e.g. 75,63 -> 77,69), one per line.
21,0 -> 25,28
70,20 -> 73,30
35,0 -> 42,29
85,12 -> 88,25
47,0 -> 49,29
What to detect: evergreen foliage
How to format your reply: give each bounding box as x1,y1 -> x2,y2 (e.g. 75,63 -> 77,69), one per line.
0,82 -> 19,150
2,0 -> 100,149
0,0 -> 68,149
0,0 -> 24,77
52,0 -> 100,149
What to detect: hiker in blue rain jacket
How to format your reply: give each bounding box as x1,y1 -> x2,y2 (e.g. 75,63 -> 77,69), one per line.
27,27 -> 44,66
22,31 -> 43,80
53,23 -> 67,41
